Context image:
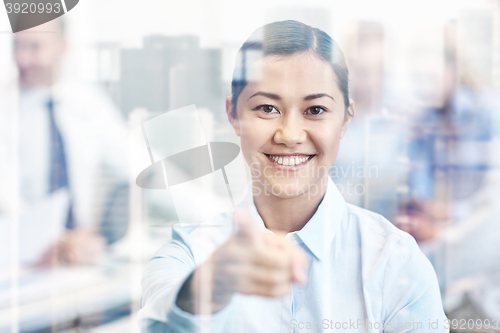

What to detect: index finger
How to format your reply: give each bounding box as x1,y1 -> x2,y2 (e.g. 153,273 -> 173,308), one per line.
262,233 -> 308,285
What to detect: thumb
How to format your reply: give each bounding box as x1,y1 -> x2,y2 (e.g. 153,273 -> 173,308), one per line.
233,208 -> 261,244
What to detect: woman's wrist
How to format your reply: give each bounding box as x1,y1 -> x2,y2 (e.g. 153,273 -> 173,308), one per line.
175,272 -> 196,314
175,261 -> 234,315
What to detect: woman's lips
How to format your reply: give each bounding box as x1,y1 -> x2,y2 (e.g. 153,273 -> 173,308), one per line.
264,153 -> 315,170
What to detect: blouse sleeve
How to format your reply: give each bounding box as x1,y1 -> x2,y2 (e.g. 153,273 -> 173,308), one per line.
138,228 -> 234,333
382,233 -> 450,333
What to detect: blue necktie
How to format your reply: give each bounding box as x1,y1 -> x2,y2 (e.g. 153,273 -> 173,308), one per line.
47,98 -> 75,230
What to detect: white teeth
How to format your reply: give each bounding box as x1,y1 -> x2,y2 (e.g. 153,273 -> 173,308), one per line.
268,155 -> 312,166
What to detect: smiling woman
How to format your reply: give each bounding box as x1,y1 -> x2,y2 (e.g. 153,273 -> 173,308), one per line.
139,20 -> 449,333
228,50 -> 352,233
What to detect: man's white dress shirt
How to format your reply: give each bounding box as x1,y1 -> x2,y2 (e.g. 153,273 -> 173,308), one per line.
0,80 -> 128,266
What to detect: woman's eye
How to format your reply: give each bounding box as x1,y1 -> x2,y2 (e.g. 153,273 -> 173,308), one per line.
306,106 -> 326,115
255,105 -> 278,113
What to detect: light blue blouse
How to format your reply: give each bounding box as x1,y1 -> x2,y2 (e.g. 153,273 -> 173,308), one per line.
139,176 -> 449,332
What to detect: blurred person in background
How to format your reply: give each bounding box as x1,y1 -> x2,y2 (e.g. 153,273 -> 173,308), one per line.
397,22 -> 500,325
331,21 -> 407,222
0,17 -> 129,269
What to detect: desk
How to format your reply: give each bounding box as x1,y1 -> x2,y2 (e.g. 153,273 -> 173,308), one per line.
0,263 -> 142,333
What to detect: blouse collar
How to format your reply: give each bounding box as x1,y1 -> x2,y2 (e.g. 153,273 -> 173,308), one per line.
242,176 -> 346,262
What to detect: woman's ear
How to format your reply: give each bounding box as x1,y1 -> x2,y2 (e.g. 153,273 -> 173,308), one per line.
226,96 -> 241,136
340,99 -> 354,139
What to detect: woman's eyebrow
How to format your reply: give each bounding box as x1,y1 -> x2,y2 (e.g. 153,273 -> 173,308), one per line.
247,92 -> 335,102
304,93 -> 335,102
248,92 -> 281,101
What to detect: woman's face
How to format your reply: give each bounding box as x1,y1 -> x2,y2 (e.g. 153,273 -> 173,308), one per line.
227,52 -> 353,199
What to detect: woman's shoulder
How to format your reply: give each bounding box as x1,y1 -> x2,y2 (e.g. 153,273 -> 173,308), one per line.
344,203 -> 408,237
343,202 -> 422,260
341,203 -> 438,297
152,211 -> 235,266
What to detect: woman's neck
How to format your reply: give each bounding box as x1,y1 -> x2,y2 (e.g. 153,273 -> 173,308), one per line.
252,176 -> 329,234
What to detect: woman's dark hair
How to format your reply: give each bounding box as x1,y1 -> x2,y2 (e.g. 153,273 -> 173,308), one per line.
230,20 -> 352,118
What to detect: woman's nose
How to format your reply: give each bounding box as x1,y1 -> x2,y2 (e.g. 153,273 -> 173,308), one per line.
273,115 -> 307,147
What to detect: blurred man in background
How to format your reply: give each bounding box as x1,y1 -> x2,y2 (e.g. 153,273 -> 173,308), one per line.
331,21 -> 408,222
397,22 -> 500,324
0,17 -> 129,268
